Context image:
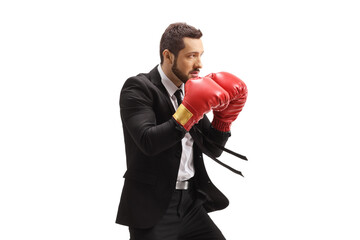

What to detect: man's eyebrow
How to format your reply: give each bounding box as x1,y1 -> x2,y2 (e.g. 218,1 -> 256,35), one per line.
186,51 -> 204,55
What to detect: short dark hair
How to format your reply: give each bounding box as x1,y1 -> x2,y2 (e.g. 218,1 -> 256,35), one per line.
159,22 -> 202,64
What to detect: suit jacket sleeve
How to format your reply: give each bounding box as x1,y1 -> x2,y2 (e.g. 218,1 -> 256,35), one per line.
120,76 -> 186,156
192,115 -> 231,158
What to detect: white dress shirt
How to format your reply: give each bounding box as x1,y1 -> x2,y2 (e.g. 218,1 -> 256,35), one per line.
157,64 -> 195,181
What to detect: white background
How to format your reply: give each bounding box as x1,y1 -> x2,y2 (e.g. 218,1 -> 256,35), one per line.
1,0 -> 359,239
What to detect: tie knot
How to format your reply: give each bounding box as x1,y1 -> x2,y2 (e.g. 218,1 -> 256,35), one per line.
174,89 -> 183,105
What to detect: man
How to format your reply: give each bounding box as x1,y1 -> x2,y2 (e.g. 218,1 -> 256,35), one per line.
116,22 -> 247,240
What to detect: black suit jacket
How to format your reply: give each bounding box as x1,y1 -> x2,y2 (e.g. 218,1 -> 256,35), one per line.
115,66 -> 231,229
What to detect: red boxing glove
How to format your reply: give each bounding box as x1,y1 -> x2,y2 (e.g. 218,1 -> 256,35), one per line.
206,72 -> 248,132
173,77 -> 230,131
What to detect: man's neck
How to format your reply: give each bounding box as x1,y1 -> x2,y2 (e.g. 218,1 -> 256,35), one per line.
160,63 -> 182,88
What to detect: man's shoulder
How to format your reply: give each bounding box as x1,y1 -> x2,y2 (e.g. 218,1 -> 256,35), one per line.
124,72 -> 150,85
123,66 -> 160,88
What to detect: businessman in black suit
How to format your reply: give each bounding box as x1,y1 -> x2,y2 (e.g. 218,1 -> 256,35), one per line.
115,22 -> 247,240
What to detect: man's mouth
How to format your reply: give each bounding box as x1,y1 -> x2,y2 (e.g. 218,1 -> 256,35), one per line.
189,70 -> 200,78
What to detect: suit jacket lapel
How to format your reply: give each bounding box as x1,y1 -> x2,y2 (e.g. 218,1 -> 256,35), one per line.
148,65 -> 176,114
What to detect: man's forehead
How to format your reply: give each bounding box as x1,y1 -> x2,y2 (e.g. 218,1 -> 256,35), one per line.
182,37 -> 204,53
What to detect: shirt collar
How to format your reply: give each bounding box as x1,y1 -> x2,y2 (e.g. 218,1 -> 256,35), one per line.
158,64 -> 184,97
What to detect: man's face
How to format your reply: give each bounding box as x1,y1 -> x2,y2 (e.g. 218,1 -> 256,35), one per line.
171,37 -> 204,84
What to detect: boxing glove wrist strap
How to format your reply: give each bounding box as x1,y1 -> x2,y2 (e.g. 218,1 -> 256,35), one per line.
172,104 -> 193,126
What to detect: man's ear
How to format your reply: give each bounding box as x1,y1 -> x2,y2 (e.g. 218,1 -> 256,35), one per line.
163,49 -> 174,64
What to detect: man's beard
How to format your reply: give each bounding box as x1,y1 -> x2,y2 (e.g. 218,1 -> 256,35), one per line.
171,58 -> 189,84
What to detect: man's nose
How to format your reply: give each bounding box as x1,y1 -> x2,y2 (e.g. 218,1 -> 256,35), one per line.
195,57 -> 203,69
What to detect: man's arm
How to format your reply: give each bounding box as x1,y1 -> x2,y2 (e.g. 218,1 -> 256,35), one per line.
196,116 -> 231,158
120,77 -> 185,156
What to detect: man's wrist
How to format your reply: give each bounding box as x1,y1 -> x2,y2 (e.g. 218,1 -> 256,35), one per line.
171,118 -> 188,136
